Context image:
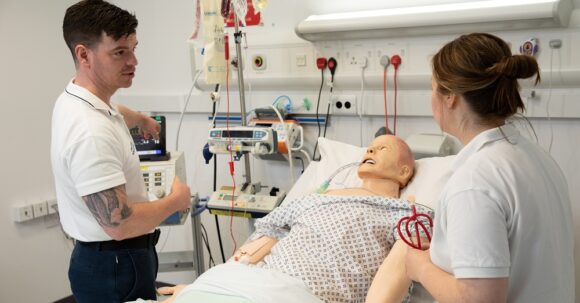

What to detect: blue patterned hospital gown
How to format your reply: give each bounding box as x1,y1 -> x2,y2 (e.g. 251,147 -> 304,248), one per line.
252,193 -> 434,303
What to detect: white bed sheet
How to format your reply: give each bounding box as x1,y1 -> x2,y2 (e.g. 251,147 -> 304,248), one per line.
176,262 -> 322,303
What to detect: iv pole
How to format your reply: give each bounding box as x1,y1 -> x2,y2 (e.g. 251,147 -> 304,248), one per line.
231,6 -> 253,190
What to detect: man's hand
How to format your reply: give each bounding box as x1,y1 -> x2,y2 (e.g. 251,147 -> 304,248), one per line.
169,176 -> 191,212
139,115 -> 161,140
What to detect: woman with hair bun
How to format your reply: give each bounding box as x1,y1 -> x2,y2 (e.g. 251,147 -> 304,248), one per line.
403,33 -> 574,302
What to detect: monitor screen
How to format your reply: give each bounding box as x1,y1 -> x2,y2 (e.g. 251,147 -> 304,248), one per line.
131,115 -> 168,161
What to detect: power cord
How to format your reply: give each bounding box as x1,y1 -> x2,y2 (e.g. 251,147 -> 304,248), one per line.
321,57 -> 338,153
358,57 -> 368,147
200,223 -> 216,268
391,55 -> 402,135
380,55 -> 391,132
312,58 -> 327,161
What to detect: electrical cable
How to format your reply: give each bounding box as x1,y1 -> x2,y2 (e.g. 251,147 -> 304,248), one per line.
322,90 -> 333,139
160,68 -> 201,254
298,149 -> 311,165
269,105 -> 295,185
312,69 -> 325,160
394,70 -> 398,135
211,96 -> 227,263
383,67 -> 389,131
289,125 -> 304,151
391,55 -> 401,135
200,223 -> 216,268
321,57 -> 338,150
359,62 -> 366,147
380,55 -> 391,132
176,69 -> 204,151
295,156 -> 305,174
225,50 -> 238,255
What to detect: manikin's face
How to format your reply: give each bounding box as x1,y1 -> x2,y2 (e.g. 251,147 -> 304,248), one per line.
358,135 -> 404,182
86,33 -> 138,92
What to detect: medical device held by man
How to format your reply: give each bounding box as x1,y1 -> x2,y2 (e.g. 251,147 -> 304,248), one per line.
140,151 -> 192,225
208,126 -> 278,160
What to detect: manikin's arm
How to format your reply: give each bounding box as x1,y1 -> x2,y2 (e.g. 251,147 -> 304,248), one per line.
366,240 -> 411,303
232,236 -> 278,264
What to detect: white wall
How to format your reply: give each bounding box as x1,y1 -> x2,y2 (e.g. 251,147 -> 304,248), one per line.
1,0 -> 579,302
0,1 -> 79,302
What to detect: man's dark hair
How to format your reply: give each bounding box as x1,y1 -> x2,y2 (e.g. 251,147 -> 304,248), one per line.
63,0 -> 138,62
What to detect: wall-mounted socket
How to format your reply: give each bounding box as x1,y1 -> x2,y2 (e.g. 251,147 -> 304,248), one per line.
348,55 -> 368,68
332,95 -> 358,116
33,201 -> 48,218
47,199 -> 58,215
12,204 -> 34,222
251,54 -> 267,71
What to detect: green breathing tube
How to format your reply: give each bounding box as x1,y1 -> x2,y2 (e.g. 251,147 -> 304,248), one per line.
315,162 -> 361,194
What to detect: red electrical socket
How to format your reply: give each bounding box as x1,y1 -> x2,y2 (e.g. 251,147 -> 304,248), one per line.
391,55 -> 402,70
316,57 -> 328,70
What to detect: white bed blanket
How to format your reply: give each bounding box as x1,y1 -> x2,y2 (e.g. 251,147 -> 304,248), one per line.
176,262 -> 322,303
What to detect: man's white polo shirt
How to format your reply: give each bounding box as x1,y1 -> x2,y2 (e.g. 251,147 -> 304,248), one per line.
51,80 -> 148,242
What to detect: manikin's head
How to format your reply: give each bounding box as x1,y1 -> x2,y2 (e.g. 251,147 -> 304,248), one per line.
358,135 -> 415,188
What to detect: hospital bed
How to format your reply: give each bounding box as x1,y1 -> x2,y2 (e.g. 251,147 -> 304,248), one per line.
134,137 -> 455,303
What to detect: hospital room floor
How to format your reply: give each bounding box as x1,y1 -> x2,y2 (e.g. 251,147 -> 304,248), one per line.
52,281 -> 176,303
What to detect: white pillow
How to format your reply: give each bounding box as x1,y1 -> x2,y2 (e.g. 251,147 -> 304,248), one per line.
285,137 -> 455,210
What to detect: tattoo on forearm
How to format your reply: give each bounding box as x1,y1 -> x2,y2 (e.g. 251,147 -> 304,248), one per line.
83,184 -> 133,228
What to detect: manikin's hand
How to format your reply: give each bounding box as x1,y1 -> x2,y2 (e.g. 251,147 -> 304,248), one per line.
232,236 -> 278,264
405,247 -> 431,282
139,115 -> 161,140
156,284 -> 187,303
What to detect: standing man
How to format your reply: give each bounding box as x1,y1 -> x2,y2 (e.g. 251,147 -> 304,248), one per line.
51,1 -> 192,302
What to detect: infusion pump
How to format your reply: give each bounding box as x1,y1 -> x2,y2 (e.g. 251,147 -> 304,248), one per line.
140,151 -> 191,225
207,186 -> 286,218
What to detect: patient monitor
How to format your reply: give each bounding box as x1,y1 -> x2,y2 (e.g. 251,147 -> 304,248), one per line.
140,151 -> 192,225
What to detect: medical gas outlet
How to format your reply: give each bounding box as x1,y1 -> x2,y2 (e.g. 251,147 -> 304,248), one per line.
252,54 -> 266,70
332,95 -> 357,116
